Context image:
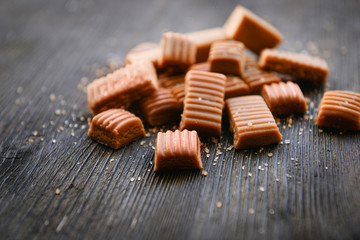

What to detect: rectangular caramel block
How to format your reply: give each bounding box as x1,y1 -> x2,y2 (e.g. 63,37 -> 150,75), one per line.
158,73 -> 185,88
159,32 -> 196,70
87,61 -> 158,115
154,129 -> 202,171
125,42 -> 160,68
88,108 -> 145,149
261,81 -> 307,116
140,88 -> 182,126
242,55 -> 281,94
223,5 -> 283,54
185,27 -> 228,63
180,70 -> 226,137
209,40 -> 245,76
317,90 -> 360,131
258,49 -> 329,85
170,83 -> 185,107
226,95 -> 282,149
225,75 -> 250,99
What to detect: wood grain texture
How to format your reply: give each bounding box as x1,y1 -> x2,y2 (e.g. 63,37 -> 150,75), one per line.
1,0 -> 360,239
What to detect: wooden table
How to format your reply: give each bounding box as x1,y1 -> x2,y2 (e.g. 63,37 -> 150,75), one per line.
1,0 -> 359,239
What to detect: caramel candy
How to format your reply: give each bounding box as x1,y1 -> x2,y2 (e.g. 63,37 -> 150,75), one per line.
140,88 -> 182,126
243,55 -> 281,94
208,40 -> 245,76
159,32 -> 196,70
87,61 -> 158,115
226,95 -> 282,149
261,81 -> 307,116
154,129 -> 202,171
125,42 -> 160,68
158,73 -> 185,88
225,75 -> 250,99
223,5 -> 283,54
258,49 -> 329,85
180,70 -> 226,137
170,83 -> 185,107
317,90 -> 360,131
188,62 -> 210,72
185,27 -> 228,63
88,109 -> 145,149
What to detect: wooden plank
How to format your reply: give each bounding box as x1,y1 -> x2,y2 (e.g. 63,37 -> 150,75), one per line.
0,0 -> 359,239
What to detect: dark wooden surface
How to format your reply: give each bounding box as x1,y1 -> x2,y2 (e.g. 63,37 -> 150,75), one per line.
1,0 -> 360,239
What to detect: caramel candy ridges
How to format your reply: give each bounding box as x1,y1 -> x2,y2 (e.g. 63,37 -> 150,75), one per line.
317,90 -> 360,131
223,5 -> 283,54
87,61 -> 158,115
209,40 -> 245,76
258,49 -> 329,85
225,75 -> 250,99
261,81 -> 307,116
140,88 -> 181,126
88,109 -> 145,149
155,129 -> 202,171
226,95 -> 282,149
180,70 -> 226,137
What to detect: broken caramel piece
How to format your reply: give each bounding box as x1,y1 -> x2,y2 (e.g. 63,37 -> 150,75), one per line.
317,90 -> 360,131
242,55 -> 281,94
223,5 -> 283,54
258,49 -> 329,85
209,40 -> 245,76
125,42 -> 160,68
140,88 -> 182,126
154,129 -> 202,171
225,75 -> 250,99
87,61 -> 158,115
88,108 -> 145,149
185,27 -> 229,63
180,70 -> 226,137
226,95 -> 282,149
261,81 -> 307,116
159,32 -> 196,70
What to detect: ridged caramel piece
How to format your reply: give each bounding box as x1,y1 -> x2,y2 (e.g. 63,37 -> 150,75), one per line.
125,42 -> 160,67
88,109 -> 145,149
154,129 -> 202,171
188,62 -> 210,72
140,88 -> 182,126
159,32 -> 196,70
226,95 -> 282,149
223,5 -> 283,54
242,55 -> 281,94
170,83 -> 185,107
258,49 -> 329,85
185,27 -> 229,62
87,61 -> 159,115
158,73 -> 185,88
317,91 -> 360,131
208,40 -> 245,75
180,70 -> 226,137
225,75 -> 250,99
261,81 -> 307,116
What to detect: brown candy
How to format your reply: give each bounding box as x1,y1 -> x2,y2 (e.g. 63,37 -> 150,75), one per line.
185,27 -> 229,63
140,88 -> 182,126
180,70 -> 226,137
261,81 -> 307,116
158,73 -> 185,88
125,42 -> 160,68
258,49 -> 329,85
226,95 -> 282,149
223,5 -> 283,54
317,90 -> 360,131
154,129 -> 202,171
170,83 -> 185,107
88,108 -> 145,149
208,40 -> 245,76
159,32 -> 196,70
87,61 -> 158,115
225,75 -> 250,99
242,55 -> 281,94
188,62 -> 210,72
